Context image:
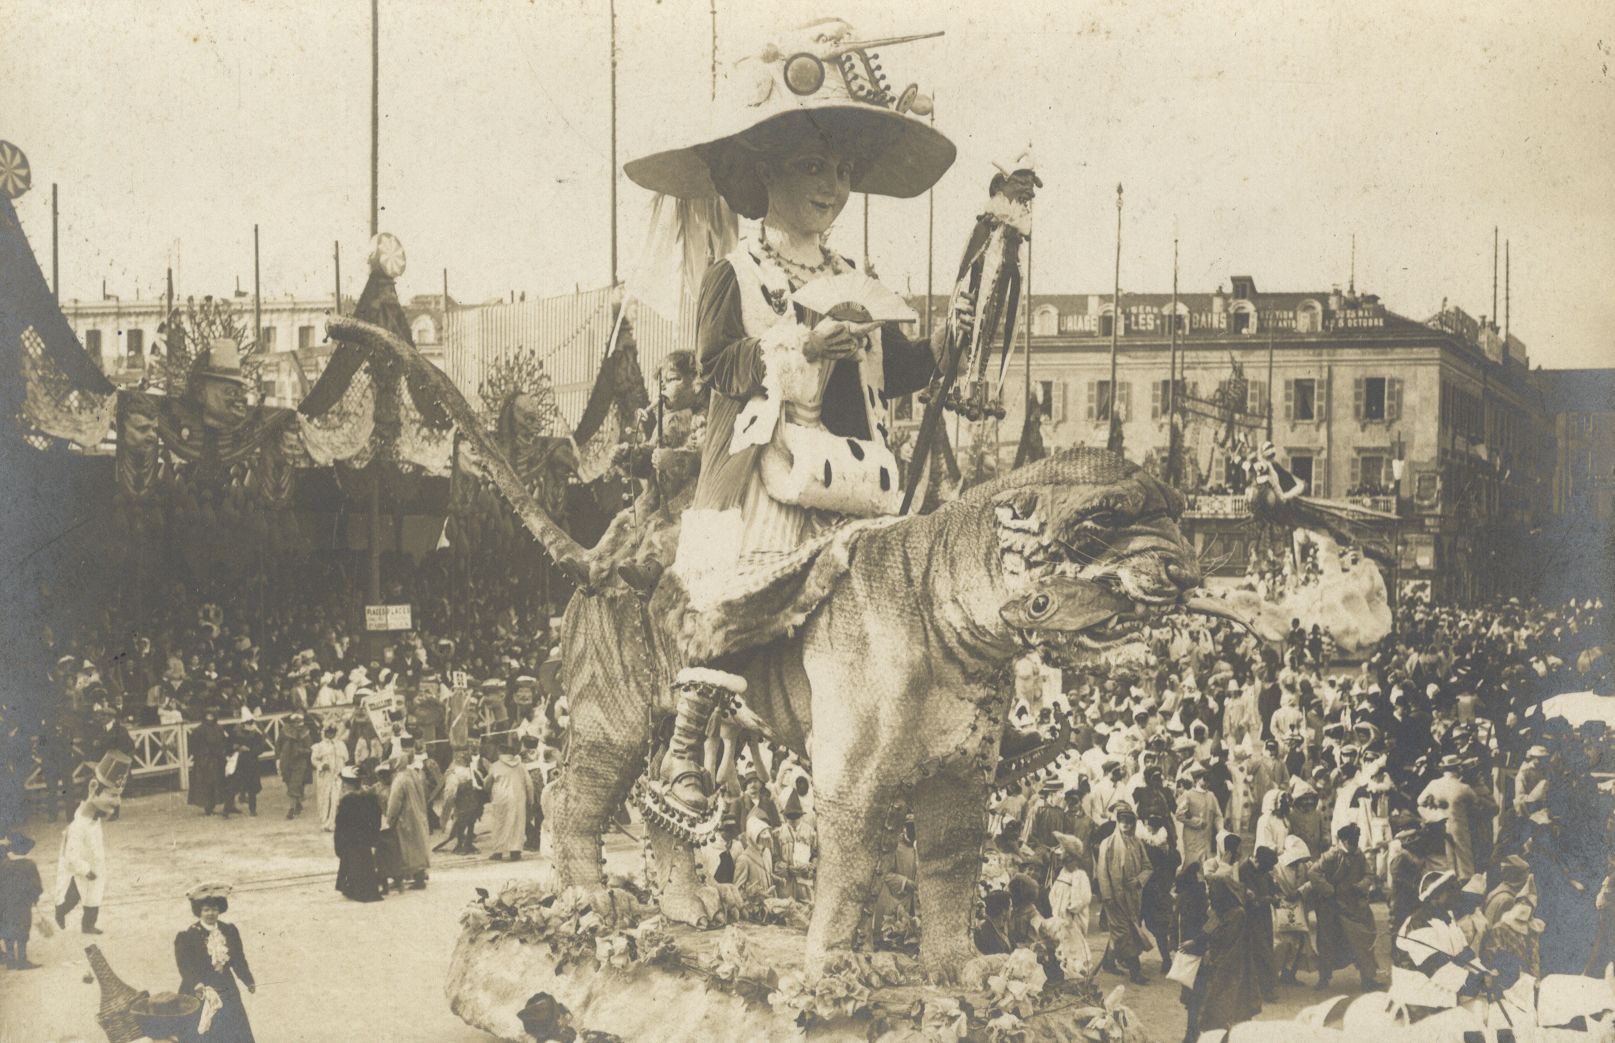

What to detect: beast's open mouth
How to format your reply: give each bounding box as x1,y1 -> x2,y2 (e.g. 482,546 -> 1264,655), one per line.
1001,576 -> 1251,665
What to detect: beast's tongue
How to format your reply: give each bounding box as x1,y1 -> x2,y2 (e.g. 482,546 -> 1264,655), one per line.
999,577 -> 1134,633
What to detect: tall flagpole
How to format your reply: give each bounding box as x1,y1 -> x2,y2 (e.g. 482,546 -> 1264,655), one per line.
609,0 -> 619,289
1108,184 -> 1122,452
51,184 -> 59,302
370,0 -> 379,237
253,224 -> 261,352
333,241 -> 342,315
1265,324 -> 1275,441
1023,225 -> 1032,406
1168,235 -> 1179,486
924,103 -> 934,337
368,0 -> 382,609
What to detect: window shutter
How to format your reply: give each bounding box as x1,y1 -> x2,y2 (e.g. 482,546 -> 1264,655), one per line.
1053,381 -> 1066,422
1284,380 -> 1294,421
1151,380 -> 1163,419
1314,455 -> 1328,497
1353,377 -> 1365,420
1388,377 -> 1403,421
1349,454 -> 1361,490
1120,382 -> 1132,421
1086,381 -> 1096,420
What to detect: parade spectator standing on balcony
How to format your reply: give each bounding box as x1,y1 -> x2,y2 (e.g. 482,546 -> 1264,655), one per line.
187,709 -> 228,816
333,768 -> 384,903
0,833 -> 43,969
310,723 -> 347,832
54,794 -> 113,935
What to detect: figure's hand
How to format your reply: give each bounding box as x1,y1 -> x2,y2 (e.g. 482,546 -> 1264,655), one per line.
805,318 -> 870,363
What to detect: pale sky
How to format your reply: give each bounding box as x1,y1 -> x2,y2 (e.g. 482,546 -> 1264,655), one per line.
6,0 -> 1613,368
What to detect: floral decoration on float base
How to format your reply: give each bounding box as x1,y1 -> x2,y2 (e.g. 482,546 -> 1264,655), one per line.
448,879 -> 1146,1043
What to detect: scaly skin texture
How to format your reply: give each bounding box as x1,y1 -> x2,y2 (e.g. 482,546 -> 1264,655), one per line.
545,449 -> 1205,981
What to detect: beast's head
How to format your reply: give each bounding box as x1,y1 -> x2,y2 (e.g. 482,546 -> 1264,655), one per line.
965,449 -> 1244,664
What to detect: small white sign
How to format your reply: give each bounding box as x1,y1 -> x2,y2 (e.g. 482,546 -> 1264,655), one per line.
365,604 -> 413,631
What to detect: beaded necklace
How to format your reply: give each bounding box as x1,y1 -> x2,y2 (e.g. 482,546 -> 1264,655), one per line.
758,224 -> 838,282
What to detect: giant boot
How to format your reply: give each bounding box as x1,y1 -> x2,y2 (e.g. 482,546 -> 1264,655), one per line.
652,668 -> 746,822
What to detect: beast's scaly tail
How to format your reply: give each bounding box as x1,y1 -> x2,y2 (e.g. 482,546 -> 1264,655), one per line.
325,315 -> 592,584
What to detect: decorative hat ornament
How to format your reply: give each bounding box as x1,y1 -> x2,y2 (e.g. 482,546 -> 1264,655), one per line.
624,19 -> 953,219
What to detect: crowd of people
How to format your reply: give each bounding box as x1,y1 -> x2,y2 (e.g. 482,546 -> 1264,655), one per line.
939,594 -> 1612,1037
4,539 -> 1613,1038
0,545 -> 569,837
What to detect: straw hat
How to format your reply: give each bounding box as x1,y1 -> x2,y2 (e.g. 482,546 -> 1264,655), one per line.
623,19 -> 955,219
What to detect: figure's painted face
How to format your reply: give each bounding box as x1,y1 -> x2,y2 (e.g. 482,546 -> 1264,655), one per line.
761,141 -> 853,238
198,375 -> 250,430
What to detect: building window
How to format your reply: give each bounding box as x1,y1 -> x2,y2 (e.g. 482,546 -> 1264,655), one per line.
1288,452 -> 1315,494
84,329 -> 102,366
259,379 -> 277,402
1296,301 -> 1322,333
1352,452 -> 1390,493
1287,377 -> 1317,421
1032,306 -> 1059,336
259,326 -> 276,350
1245,380 -> 1267,418
411,314 -> 437,344
1355,375 -> 1401,422
1152,378 -> 1189,418
125,328 -> 144,365
1230,303 -> 1256,335
298,325 -> 315,350
1362,376 -> 1386,420
1099,312 -> 1116,337
1035,380 -> 1065,421
1088,380 -> 1130,422
1167,309 -> 1187,334
894,394 -> 913,421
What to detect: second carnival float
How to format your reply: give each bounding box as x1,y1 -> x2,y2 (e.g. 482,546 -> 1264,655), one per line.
390,16 -> 1404,1043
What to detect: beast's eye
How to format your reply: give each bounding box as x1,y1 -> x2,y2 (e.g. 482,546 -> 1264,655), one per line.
1029,593 -> 1053,617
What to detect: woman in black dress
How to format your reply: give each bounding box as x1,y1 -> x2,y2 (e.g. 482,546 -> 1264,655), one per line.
333,768 -> 385,902
175,883 -> 256,1042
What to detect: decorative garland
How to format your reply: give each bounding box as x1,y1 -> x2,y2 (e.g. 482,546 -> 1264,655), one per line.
460,880 -> 1145,1043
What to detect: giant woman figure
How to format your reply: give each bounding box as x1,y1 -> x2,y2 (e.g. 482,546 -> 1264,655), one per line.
622,19 -> 963,818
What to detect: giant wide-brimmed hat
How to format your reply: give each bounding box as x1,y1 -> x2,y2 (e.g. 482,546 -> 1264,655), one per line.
623,19 -> 955,219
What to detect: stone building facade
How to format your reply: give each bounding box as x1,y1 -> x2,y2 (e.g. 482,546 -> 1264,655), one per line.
902,279 -> 1554,603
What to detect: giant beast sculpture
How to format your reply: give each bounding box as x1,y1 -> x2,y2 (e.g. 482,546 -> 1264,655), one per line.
327,315 -> 1239,980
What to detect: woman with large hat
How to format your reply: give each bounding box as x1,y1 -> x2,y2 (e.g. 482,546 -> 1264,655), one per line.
625,18 -> 962,819
174,882 -> 256,1041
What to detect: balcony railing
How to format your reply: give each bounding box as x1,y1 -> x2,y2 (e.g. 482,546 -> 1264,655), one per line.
1183,493 -> 1251,518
